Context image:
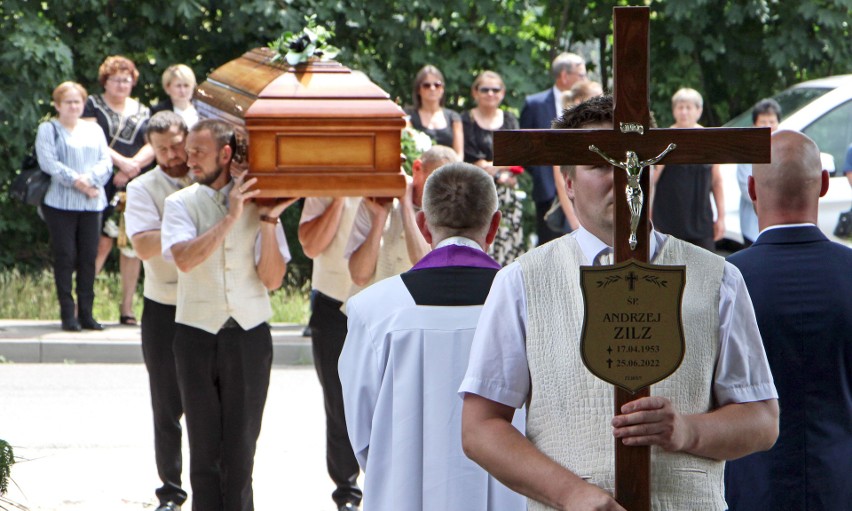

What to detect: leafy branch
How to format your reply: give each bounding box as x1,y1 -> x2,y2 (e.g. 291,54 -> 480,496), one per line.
642,275 -> 668,288
597,275 -> 622,288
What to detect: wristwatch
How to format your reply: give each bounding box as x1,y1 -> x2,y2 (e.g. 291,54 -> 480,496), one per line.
259,214 -> 280,224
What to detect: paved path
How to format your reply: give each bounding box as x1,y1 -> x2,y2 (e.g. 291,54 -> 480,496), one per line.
0,320 -> 313,365
0,363 -> 352,511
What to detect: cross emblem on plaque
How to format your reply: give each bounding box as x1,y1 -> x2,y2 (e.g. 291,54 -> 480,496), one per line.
493,6 -> 770,510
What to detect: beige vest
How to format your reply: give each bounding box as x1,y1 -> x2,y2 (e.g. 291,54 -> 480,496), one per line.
374,200 -> 412,283
174,184 -> 271,334
349,199 -> 412,295
129,168 -> 181,305
311,197 -> 360,302
519,235 -> 727,510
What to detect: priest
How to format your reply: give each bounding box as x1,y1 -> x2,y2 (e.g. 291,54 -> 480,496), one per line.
339,162 -> 526,510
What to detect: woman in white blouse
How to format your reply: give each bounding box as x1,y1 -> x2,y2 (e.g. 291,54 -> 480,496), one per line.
36,81 -> 112,331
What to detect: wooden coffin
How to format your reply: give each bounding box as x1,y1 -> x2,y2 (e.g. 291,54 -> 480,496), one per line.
195,48 -> 406,197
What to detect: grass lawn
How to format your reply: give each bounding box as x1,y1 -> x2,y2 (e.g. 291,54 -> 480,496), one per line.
0,269 -> 310,324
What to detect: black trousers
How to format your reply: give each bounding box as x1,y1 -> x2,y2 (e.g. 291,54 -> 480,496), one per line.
174,321 -> 272,511
42,205 -> 100,323
309,291 -> 362,506
141,298 -> 186,505
535,198 -> 562,246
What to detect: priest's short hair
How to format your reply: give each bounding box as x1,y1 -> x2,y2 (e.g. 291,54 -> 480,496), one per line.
422,162 -> 497,238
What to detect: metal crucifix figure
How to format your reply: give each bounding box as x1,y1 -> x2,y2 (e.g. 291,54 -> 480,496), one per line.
589,143 -> 677,250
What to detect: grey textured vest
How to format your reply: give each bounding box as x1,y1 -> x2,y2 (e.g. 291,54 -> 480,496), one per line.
519,235 -> 727,510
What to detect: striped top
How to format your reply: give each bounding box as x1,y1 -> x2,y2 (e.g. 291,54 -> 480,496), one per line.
35,119 -> 113,211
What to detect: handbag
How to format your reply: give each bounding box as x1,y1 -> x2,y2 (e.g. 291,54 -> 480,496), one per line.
9,122 -> 58,206
833,208 -> 852,239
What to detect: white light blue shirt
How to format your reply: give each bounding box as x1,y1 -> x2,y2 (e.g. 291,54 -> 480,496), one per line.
35,120 -> 112,211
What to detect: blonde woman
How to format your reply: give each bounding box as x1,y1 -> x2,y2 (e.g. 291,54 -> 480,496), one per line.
151,64 -> 199,128
36,82 -> 112,331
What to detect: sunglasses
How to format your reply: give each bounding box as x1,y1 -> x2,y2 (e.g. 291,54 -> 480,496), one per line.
420,81 -> 444,90
477,86 -> 503,94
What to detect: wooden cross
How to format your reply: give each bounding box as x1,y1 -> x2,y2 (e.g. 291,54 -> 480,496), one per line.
493,6 -> 770,510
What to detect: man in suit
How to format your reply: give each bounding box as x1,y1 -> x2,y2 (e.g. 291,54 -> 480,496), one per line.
725,130 -> 852,510
339,163 -> 526,511
520,51 -> 586,245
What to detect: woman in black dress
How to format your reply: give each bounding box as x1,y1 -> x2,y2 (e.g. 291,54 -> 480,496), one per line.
461,70 -> 525,265
405,65 -> 463,158
82,55 -> 153,325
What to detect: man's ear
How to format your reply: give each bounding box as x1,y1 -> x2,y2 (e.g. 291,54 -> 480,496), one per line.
748,175 -> 757,203
219,144 -> 233,166
820,169 -> 829,197
412,159 -> 423,176
565,173 -> 576,201
485,210 -> 502,246
416,210 -> 433,245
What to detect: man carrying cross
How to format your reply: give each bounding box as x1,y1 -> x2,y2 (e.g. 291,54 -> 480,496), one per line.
459,96 -> 779,510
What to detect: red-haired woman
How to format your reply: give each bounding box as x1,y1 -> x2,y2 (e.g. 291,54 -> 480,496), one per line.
83,55 -> 154,325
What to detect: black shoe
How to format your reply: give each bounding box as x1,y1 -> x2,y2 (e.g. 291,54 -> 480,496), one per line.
80,318 -> 104,331
155,502 -> 181,511
61,320 -> 82,332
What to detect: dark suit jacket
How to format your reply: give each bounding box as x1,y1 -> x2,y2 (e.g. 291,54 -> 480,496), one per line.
520,88 -> 558,203
725,225 -> 852,511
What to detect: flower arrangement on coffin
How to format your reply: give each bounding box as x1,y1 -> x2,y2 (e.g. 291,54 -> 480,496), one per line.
400,127 -> 433,175
268,15 -> 340,66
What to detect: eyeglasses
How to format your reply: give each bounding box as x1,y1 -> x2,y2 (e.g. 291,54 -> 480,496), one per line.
108,77 -> 133,85
477,86 -> 503,94
420,81 -> 443,90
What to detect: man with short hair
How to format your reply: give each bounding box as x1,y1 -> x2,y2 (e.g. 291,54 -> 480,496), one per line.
345,145 -> 457,287
125,111 -> 193,511
725,130 -> 852,510
340,162 -> 526,511
652,87 -> 725,251
737,99 -> 782,246
461,95 -> 779,510
161,119 -> 295,511
520,52 -> 586,245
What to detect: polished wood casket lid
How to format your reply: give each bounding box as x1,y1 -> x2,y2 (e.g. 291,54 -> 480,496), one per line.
196,47 -> 406,197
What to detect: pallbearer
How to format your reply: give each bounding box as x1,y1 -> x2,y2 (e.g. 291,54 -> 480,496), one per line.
125,111 -> 194,511
161,119 -> 296,511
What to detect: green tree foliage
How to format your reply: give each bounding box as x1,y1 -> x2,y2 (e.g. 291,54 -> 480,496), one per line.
1,0 -> 850,272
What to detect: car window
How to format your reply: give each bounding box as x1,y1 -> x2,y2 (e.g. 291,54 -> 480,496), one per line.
802,99 -> 852,175
724,86 -> 833,127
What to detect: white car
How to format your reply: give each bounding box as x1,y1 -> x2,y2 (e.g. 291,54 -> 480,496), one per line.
719,74 -> 852,246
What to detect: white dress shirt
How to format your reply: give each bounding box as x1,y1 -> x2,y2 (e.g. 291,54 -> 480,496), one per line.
459,227 -> 778,408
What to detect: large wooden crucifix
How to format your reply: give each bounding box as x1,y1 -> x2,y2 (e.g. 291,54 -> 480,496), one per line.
493,6 -> 769,510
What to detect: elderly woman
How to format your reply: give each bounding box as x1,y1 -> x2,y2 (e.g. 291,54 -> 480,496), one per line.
83,55 -> 154,325
151,63 -> 199,129
460,70 -> 525,265
405,65 -> 464,158
36,82 -> 112,331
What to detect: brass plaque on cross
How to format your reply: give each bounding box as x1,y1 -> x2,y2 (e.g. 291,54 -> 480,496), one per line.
580,260 -> 685,393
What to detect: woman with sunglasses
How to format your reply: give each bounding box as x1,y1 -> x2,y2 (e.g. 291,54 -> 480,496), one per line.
406,65 -> 463,158
83,55 -> 154,326
461,70 -> 525,265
